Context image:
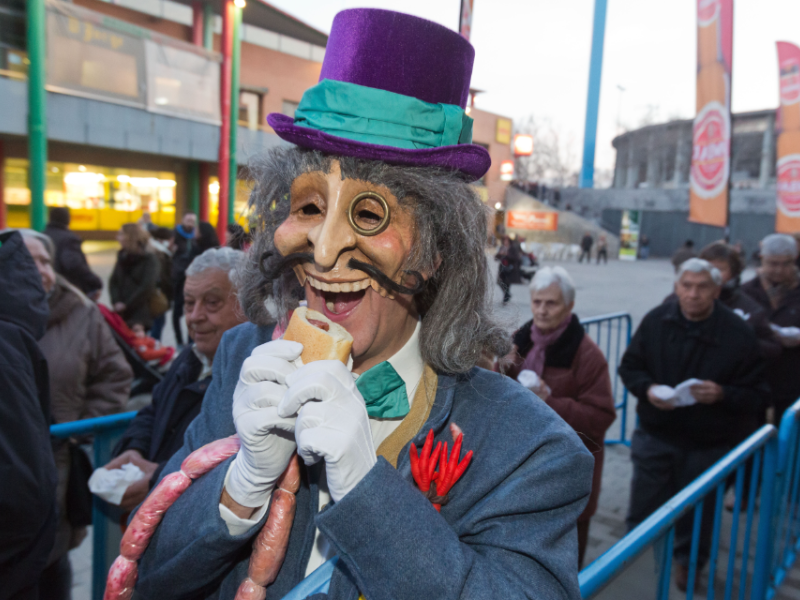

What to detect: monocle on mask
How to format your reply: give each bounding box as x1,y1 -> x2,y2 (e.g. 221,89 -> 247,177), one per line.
347,191 -> 391,236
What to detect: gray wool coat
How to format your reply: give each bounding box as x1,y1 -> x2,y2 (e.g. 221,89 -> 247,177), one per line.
135,322 -> 593,600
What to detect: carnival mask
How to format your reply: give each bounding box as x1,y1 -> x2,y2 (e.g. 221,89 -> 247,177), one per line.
273,161 -> 426,368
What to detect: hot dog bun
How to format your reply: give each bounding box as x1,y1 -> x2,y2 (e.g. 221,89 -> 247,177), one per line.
283,307 -> 353,364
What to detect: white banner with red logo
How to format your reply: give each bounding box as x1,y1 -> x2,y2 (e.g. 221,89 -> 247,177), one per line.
689,0 -> 733,227
776,41 -> 800,233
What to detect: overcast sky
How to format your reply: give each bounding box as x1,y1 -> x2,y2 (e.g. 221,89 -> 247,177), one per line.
268,0 -> 800,178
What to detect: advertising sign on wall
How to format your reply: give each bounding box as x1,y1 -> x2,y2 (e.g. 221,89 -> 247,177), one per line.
619,210 -> 641,261
776,41 -> 800,233
496,118 -> 512,145
506,211 -> 558,231
689,0 -> 733,227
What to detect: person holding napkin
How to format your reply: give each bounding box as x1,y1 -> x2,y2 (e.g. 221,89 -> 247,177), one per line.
498,266 -> 616,567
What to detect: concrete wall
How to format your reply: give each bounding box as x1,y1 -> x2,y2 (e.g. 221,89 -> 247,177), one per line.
469,107 -> 512,205
561,187 -> 777,258
505,186 -> 620,256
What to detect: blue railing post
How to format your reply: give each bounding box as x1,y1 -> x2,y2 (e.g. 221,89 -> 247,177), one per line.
752,435 -> 779,600
51,412 -> 137,600
580,312 -> 633,447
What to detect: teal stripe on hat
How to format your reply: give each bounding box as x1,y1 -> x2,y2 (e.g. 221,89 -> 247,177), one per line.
293,79 -> 474,150
355,360 -> 410,419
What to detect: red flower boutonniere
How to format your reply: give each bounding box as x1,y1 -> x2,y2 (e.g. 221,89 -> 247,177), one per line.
409,423 -> 473,511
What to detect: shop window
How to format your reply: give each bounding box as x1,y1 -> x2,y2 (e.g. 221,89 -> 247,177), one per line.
206,175 -> 253,229
282,100 -> 299,118
239,90 -> 261,130
2,159 -> 176,231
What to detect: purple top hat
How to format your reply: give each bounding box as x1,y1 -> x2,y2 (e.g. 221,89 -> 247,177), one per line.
267,9 -> 491,181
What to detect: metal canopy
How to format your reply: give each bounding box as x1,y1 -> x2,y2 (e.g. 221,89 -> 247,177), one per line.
168,0 -> 328,47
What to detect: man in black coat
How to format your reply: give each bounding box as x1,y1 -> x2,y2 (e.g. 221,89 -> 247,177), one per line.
0,231 -> 58,600
102,247 -> 246,510
741,233 -> 800,420
43,207 -> 103,299
619,258 -> 768,591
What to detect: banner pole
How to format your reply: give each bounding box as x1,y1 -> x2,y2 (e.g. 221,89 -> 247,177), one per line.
27,0 -> 47,232
725,0 -> 734,236
228,1 -> 242,227
579,0 -> 608,189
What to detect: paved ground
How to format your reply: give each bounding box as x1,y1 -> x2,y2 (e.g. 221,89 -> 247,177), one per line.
72,248 -> 795,599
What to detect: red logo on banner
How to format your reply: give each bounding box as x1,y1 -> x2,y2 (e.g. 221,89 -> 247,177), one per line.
697,0 -> 720,26
777,155 -> 800,217
780,60 -> 800,106
691,101 -> 730,199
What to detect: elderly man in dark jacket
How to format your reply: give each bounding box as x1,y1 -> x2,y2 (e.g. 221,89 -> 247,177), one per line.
103,248 -> 246,510
43,207 -> 103,299
0,231 -> 58,600
620,258 -> 768,591
742,233 -> 800,419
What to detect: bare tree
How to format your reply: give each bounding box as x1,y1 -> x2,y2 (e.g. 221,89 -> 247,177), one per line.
513,116 -> 579,188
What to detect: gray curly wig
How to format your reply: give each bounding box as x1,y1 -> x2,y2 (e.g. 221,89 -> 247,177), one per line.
238,146 -> 510,374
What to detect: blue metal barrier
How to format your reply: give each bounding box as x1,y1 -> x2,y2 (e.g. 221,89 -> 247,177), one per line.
766,399 -> 800,598
579,312 -> 632,446
579,425 -> 778,600
51,411 -> 137,600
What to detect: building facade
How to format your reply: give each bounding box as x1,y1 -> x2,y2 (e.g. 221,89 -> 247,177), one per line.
562,109 -> 780,258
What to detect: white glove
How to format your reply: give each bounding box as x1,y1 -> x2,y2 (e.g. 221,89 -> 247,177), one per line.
226,340 -> 302,508
278,361 -> 377,503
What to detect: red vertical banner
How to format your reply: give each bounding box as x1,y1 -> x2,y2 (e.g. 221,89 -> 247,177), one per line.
776,41 -> 800,233
459,0 -> 474,41
689,0 -> 733,227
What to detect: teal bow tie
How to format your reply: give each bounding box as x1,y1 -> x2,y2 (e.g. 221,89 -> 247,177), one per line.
355,361 -> 410,419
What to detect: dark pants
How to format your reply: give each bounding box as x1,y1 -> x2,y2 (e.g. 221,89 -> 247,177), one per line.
578,249 -> 591,263
498,278 -> 511,303
626,429 -> 730,568
38,554 -> 72,600
596,249 -> 607,264
150,313 -> 166,341
577,519 -> 590,569
172,282 -> 185,346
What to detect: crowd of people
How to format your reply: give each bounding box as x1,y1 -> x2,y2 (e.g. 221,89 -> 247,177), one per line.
2,207 -> 800,599
493,233 -> 800,591
0,207 -> 251,599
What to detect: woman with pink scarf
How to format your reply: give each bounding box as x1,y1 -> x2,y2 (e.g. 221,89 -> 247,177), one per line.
497,266 -> 616,566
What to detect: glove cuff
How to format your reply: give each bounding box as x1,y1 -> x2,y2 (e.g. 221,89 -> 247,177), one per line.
225,455 -> 276,508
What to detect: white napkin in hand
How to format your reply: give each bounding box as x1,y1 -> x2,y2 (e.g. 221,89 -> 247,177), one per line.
650,378 -> 704,407
517,369 -> 541,390
89,464 -> 146,505
771,324 -> 800,341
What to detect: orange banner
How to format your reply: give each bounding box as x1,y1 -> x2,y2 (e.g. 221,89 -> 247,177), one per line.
506,211 -> 558,231
689,0 -> 733,227
776,41 -> 800,233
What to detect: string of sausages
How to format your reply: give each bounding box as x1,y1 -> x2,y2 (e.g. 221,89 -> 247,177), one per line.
104,424 -> 471,598
103,435 -> 301,600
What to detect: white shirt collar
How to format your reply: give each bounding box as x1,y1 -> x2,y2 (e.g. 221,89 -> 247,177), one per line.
192,345 -> 213,381
386,319 -> 424,406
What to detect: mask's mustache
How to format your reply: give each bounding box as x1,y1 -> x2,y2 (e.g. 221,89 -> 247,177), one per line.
259,251 -> 426,296
259,251 -> 314,283
346,258 -> 426,296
